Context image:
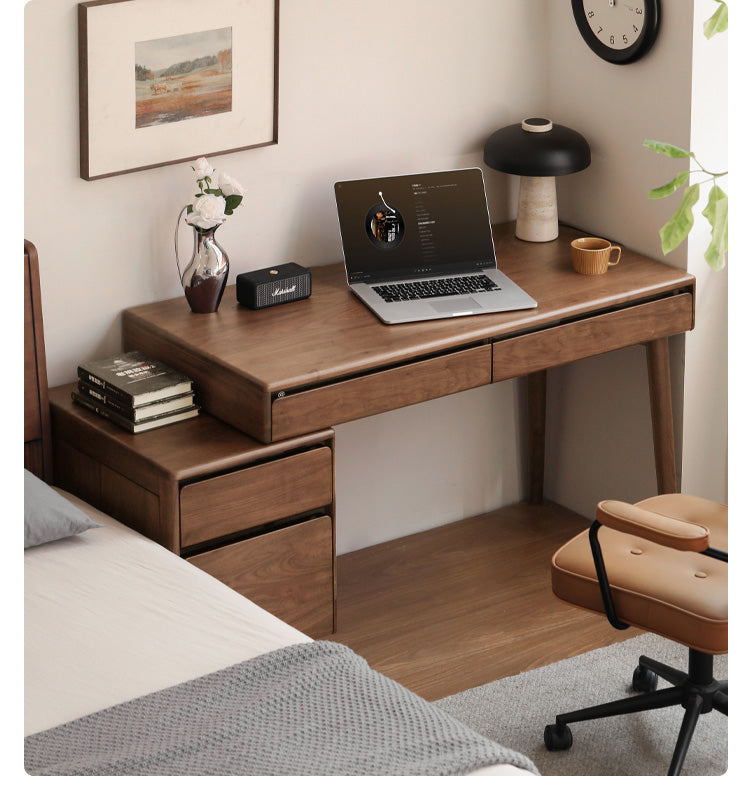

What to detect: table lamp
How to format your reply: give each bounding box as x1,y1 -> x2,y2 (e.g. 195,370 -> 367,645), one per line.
483,118 -> 590,242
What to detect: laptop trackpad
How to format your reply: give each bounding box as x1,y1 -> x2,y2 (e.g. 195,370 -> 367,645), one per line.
430,297 -> 481,314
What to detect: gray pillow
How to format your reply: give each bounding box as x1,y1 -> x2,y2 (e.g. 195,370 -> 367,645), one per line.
24,469 -> 101,548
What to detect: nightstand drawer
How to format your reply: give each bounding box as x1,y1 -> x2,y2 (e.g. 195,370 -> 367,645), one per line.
187,515 -> 334,636
180,446 -> 333,548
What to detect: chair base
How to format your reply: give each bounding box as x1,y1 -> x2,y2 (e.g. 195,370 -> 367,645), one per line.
544,647 -> 728,776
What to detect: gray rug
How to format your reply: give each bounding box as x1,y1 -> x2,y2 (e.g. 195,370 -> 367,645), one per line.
435,634 -> 727,776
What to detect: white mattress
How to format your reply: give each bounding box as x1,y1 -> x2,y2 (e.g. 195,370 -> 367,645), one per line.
24,491 -> 309,737
24,491 -> 530,776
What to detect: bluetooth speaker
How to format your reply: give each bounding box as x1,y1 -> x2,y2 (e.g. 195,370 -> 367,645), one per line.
236,263 -> 312,310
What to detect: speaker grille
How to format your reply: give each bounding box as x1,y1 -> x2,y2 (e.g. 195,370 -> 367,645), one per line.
236,264 -> 311,310
256,274 -> 309,307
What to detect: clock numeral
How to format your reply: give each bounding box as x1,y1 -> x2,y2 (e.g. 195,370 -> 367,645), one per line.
573,0 -> 657,62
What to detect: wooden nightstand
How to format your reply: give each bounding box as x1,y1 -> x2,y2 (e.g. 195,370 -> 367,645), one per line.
49,385 -> 336,637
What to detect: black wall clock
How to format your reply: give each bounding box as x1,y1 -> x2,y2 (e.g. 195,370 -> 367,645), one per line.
572,0 -> 660,64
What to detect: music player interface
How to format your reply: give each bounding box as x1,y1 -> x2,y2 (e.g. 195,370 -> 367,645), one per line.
336,169 -> 496,283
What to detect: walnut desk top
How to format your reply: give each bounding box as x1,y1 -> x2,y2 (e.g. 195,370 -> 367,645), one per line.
123,222 -> 695,460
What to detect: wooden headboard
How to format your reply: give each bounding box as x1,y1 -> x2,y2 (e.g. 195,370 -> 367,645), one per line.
24,240 -> 53,482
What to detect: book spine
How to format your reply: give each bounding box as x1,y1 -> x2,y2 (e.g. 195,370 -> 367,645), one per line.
77,366 -> 136,406
77,380 -> 136,418
71,391 -> 137,432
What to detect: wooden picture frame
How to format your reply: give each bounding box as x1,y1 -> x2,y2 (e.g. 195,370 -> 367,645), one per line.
78,0 -> 279,180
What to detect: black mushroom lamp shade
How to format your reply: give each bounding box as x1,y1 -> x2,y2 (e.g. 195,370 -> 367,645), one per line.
484,118 -> 591,242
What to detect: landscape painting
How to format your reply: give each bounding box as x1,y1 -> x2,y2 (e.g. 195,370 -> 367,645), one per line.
135,27 -> 233,129
79,0 -> 278,179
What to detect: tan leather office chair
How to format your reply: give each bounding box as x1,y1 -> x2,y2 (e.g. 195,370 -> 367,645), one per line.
543,494 -> 727,776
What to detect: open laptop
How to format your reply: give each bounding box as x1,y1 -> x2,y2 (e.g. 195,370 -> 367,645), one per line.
334,168 -> 537,324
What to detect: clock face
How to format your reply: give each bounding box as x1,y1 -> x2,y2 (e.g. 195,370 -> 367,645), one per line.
572,0 -> 660,64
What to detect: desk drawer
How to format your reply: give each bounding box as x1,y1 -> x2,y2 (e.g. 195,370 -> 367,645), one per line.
492,293 -> 694,381
271,344 -> 491,440
186,515 -> 334,637
180,446 -> 333,547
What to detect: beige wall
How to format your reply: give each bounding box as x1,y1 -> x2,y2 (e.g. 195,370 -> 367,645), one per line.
543,1 -> 699,516
542,0 -> 727,513
24,0 -> 725,553
681,0 -> 728,502
25,0 -> 547,384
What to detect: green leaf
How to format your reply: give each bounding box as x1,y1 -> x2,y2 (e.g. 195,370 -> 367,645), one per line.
702,185 -> 728,270
704,1 -> 728,39
224,194 -> 242,213
702,184 -> 727,227
659,183 -> 700,254
643,139 -> 694,159
648,171 -> 690,199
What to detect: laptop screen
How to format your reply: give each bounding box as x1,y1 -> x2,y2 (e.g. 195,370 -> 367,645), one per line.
334,168 -> 497,283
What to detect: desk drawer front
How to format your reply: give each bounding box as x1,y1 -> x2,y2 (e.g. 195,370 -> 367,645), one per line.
492,293 -> 693,381
180,446 -> 332,547
271,345 -> 491,440
186,515 -> 334,637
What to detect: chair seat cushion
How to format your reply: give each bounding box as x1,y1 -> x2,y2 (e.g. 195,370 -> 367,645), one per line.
551,494 -> 727,655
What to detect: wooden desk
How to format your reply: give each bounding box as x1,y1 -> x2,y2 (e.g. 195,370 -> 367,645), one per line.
123,223 -> 695,498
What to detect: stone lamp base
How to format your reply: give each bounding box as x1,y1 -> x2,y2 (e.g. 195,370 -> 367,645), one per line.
515,175 -> 559,242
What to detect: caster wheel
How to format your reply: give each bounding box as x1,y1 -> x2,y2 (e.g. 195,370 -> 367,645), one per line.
544,722 -> 573,751
632,665 -> 658,693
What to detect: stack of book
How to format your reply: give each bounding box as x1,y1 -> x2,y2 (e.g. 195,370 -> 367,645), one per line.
72,352 -> 199,433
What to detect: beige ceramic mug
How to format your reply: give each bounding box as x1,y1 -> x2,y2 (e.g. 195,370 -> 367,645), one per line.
571,237 -> 622,275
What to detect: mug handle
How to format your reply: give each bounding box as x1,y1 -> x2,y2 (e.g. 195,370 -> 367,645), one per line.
609,245 -> 622,266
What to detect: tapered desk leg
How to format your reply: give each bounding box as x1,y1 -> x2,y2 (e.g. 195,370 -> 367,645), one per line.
528,370 -> 547,504
646,337 -> 677,494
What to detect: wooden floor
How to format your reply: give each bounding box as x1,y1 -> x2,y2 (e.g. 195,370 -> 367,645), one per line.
320,500 -> 641,701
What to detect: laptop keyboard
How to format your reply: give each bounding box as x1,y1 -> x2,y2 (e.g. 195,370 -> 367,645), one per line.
373,274 -> 500,303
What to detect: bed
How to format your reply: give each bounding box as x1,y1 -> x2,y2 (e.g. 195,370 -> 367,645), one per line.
23,240 -> 537,776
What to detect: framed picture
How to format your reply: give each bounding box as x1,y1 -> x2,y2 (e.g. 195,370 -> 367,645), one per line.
78,0 -> 279,180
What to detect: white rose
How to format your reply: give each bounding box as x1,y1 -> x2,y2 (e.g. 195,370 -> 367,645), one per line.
192,157 -> 213,180
186,193 -> 227,229
218,172 -> 245,198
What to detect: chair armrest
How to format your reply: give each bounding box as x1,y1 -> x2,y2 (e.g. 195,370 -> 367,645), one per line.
595,500 -> 710,553
589,498 -> 726,631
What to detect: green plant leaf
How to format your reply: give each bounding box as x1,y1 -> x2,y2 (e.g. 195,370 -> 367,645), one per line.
224,194 -> 242,213
659,183 -> 700,254
702,184 -> 728,227
648,170 -> 690,199
702,185 -> 728,270
643,139 -> 694,159
704,1 -> 728,39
